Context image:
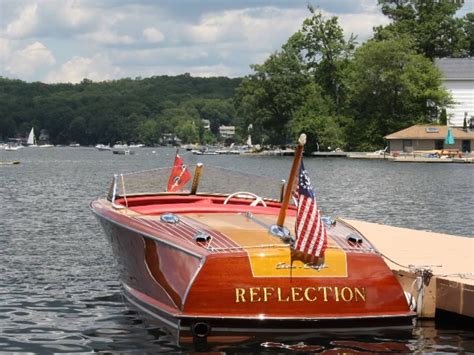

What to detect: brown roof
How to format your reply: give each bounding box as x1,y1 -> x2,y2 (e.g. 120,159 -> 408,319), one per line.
385,125 -> 474,140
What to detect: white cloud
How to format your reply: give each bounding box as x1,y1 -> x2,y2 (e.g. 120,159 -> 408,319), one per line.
6,41 -> 55,78
45,54 -> 122,83
143,27 -> 165,43
187,64 -> 237,77
0,1 -> 405,82
6,3 -> 39,38
56,0 -> 95,28
332,10 -> 390,41
176,50 -> 208,61
182,7 -> 308,53
0,38 -> 12,61
124,63 -> 240,78
79,28 -> 135,45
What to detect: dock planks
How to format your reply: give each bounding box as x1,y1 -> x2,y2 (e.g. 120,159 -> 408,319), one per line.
343,219 -> 473,318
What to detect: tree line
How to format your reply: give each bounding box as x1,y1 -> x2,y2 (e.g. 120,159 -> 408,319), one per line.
0,74 -> 241,146
0,0 -> 472,151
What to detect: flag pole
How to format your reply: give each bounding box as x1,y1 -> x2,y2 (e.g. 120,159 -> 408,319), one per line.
190,163 -> 203,195
277,134 -> 306,228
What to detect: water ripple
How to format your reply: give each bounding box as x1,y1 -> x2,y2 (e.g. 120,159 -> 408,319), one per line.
0,147 -> 472,352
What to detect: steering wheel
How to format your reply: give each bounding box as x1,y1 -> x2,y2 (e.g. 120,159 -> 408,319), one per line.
223,191 -> 267,207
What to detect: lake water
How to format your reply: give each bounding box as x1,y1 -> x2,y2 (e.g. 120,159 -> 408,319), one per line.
1,147 -> 473,353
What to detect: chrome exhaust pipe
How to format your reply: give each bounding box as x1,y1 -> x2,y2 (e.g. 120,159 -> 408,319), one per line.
191,322 -> 211,338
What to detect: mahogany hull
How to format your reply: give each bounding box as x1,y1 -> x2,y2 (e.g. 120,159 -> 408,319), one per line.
91,196 -> 415,335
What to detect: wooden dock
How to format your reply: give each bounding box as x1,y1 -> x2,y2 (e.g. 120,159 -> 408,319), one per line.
343,219 -> 473,318
391,156 -> 474,163
310,152 -> 348,157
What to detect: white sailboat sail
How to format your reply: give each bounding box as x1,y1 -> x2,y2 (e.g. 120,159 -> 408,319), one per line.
246,135 -> 252,147
27,128 -> 36,146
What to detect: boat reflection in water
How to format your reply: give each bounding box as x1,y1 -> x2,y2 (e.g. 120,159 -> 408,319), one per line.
90,142 -> 415,347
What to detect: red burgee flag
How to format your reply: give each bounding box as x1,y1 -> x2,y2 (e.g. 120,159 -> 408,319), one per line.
294,160 -> 328,257
167,154 -> 192,192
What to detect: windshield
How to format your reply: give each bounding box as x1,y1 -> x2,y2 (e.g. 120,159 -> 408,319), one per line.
108,164 -> 285,202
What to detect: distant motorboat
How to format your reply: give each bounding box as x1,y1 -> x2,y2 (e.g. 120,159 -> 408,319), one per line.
216,143 -> 245,155
0,160 -> 20,165
4,143 -> 23,151
38,144 -> 54,148
113,143 -> 129,149
112,149 -> 135,155
69,143 -> 80,147
192,146 -> 218,155
96,144 -> 112,151
129,143 -> 145,148
367,147 -> 388,156
192,149 -> 218,155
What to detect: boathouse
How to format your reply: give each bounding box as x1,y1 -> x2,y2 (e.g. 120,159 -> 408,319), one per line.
385,124 -> 474,153
435,58 -> 474,128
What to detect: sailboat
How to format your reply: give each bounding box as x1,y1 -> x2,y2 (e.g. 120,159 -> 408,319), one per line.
27,127 -> 54,147
27,128 -> 38,147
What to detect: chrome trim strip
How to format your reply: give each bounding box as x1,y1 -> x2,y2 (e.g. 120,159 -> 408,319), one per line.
126,292 -> 412,333
124,293 -> 184,330
181,256 -> 207,310
203,324 -> 412,333
241,211 -> 271,229
176,313 -> 415,321
124,280 -> 413,322
111,174 -> 126,209
123,283 -> 414,332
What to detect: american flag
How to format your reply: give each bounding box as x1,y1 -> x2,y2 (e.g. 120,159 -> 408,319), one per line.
294,160 -> 327,257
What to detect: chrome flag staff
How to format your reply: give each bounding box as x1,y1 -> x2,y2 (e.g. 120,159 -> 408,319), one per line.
294,160 -> 328,257
167,153 -> 192,192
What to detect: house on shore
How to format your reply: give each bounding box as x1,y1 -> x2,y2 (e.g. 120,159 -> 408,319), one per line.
385,124 -> 474,153
435,58 -> 474,128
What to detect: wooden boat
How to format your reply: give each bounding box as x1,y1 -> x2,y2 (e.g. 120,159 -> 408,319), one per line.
91,138 -> 415,340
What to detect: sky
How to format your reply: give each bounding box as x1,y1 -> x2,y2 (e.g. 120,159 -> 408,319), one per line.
0,0 -> 471,83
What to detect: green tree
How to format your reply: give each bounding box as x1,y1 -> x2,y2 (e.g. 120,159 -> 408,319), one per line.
463,13 -> 474,57
137,119 -> 161,146
176,121 -> 199,143
290,82 -> 346,152
195,99 -> 235,134
345,39 -> 451,150
0,116 -> 16,140
235,45 -> 310,145
294,6 -> 356,108
0,75 -> 240,145
374,0 -> 470,59
68,116 -> 87,144
235,7 -> 355,148
439,108 -> 448,125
